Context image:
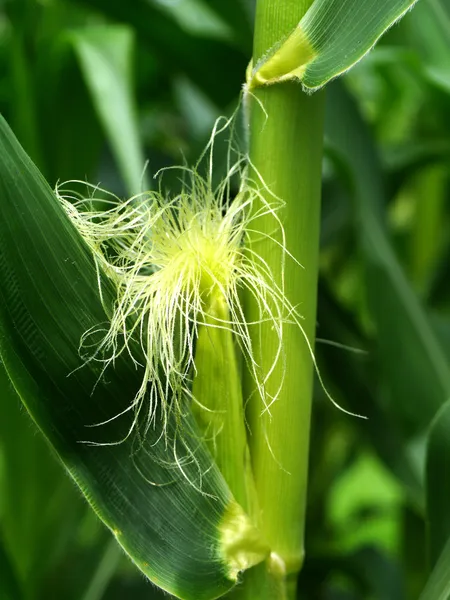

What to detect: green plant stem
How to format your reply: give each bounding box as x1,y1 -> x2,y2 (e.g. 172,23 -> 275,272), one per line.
244,1 -> 325,598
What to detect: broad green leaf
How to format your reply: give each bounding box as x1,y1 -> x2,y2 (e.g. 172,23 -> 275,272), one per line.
0,114 -> 259,600
325,82 -> 450,437
249,0 -> 420,90
419,535 -> 450,600
71,25 -> 148,195
426,400 -> 450,567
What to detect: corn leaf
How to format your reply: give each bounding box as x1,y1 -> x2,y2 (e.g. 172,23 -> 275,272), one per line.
0,114 -> 240,600
80,539 -> 123,600
204,0 -> 254,51
250,0 -> 420,90
419,535 -> 450,600
317,282 -> 423,500
325,82 -> 450,438
0,534 -> 22,600
0,362 -> 85,594
69,0 -> 246,108
426,400 -> 450,568
408,0 -> 450,95
148,0 -> 233,42
71,25 -> 148,195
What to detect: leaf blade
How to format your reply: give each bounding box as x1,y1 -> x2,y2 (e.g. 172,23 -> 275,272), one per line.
250,0 -> 420,90
419,535 -> 450,600
71,25 -> 148,195
325,82 -> 450,437
0,533 -> 22,600
0,113 -> 237,600
426,400 -> 450,568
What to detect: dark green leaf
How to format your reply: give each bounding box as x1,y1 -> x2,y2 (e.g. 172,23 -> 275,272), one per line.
72,25 -> 148,195
73,0 -> 246,108
407,0 -> 450,96
0,533 -> 22,600
317,281 -> 422,500
0,362 -> 85,594
80,539 -> 123,600
325,82 -> 450,437
0,114 -> 238,600
419,535 -> 450,600
426,400 -> 450,567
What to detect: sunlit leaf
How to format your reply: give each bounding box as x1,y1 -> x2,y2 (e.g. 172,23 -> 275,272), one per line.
0,114 -> 250,600
250,0 -> 420,90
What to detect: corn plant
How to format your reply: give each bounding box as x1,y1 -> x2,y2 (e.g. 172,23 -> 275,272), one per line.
1,1 -> 450,599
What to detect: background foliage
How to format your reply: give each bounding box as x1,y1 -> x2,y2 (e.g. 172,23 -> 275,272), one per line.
0,0 -> 449,598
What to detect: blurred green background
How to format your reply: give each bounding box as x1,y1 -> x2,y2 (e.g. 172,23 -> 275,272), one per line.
0,0 -> 450,599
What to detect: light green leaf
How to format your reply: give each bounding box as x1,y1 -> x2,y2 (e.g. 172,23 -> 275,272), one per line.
0,114 -> 258,600
71,25 -> 148,195
250,0 -> 420,90
419,535 -> 450,600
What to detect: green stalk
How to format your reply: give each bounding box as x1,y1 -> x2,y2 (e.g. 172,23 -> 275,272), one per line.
245,1 -> 325,598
